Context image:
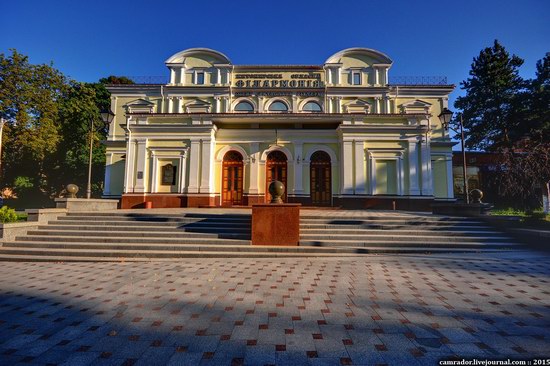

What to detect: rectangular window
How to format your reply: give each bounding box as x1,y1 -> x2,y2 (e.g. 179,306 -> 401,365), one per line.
352,71 -> 361,85
196,72 -> 204,85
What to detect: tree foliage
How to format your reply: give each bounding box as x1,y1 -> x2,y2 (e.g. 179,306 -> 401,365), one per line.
0,50 -> 132,208
454,40 -> 526,150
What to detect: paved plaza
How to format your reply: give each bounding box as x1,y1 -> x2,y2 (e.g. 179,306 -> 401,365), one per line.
0,253 -> 549,365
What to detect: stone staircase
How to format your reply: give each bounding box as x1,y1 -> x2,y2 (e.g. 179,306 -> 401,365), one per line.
0,211 -> 522,261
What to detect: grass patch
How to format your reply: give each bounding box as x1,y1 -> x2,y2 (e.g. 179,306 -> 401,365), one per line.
491,207 -> 550,229
16,213 -> 28,222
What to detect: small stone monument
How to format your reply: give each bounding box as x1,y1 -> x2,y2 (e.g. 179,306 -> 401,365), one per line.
268,180 -> 285,204
470,189 -> 483,204
66,184 -> 79,198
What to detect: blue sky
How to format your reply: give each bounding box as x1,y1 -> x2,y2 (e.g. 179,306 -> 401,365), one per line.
2,0 -> 549,108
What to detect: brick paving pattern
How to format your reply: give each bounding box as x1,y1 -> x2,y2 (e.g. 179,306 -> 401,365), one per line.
0,255 -> 549,365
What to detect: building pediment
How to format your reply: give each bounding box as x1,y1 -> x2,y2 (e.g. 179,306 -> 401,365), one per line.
185,99 -> 212,113
400,99 -> 432,114
345,99 -> 371,114
125,99 -> 156,114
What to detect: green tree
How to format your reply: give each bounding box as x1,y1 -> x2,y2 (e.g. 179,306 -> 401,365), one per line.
454,40 -> 526,150
54,82 -> 107,195
528,53 -> 550,141
0,49 -> 67,201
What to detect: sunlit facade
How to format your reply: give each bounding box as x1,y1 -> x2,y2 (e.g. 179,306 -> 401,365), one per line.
103,48 -> 455,209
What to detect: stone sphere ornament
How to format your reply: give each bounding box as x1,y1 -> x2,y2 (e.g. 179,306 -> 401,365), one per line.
470,189 -> 483,203
268,180 -> 285,204
66,184 -> 79,198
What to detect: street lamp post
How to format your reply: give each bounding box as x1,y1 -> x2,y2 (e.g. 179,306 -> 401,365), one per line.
439,108 -> 469,204
0,118 -> 6,181
86,109 -> 116,199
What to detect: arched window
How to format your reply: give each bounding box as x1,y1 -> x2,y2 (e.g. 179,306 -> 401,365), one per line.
268,101 -> 288,112
302,101 -> 322,112
234,101 -> 254,112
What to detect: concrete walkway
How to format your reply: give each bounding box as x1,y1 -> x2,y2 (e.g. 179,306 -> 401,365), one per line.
1,252 -> 549,365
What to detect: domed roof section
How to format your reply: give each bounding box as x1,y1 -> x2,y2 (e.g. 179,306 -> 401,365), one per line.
165,48 -> 232,64
325,47 -> 392,65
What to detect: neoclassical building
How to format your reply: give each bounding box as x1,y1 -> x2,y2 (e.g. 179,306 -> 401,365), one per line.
103,47 -> 455,209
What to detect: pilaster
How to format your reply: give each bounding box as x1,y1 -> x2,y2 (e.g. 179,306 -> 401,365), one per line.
133,139 -> 148,193
341,140 -> 354,194
420,135 -> 433,195
354,141 -> 366,194
248,142 -> 260,194
293,142 -> 304,194
187,140 -> 201,193
408,140 -> 421,195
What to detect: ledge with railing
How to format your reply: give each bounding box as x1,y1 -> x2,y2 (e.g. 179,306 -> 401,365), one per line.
116,75 -> 450,86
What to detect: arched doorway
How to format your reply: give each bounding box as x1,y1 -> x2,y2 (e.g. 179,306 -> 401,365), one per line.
222,151 -> 244,206
266,150 -> 288,202
310,151 -> 332,206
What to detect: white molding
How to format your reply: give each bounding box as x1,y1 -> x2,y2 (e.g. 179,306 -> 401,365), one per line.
215,144 -> 249,162
303,144 -> 338,163
259,145 -> 293,162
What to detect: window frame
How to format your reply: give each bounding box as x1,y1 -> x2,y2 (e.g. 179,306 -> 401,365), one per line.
302,101 -> 322,113
268,100 -> 289,113
352,71 -> 362,85
234,101 -> 255,113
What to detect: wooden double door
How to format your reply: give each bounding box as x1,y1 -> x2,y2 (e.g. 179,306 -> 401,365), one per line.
310,151 -> 332,206
222,151 -> 244,206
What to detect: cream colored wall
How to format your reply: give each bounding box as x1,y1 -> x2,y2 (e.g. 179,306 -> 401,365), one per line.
431,157 -> 448,198
108,153 -> 125,196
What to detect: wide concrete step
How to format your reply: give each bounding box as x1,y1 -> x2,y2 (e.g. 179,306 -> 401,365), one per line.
299,233 -> 512,243
26,230 -> 249,239
300,228 -> 503,235
57,216 -> 251,224
38,225 -> 250,233
299,239 -> 520,249
4,240 -> 520,251
300,215 -> 478,221
300,219 -> 487,226
52,219 -> 250,228
16,235 -> 251,245
300,223 -> 492,230
66,212 -> 251,219
0,245 -> 520,261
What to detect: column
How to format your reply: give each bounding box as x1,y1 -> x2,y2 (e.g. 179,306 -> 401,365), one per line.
336,97 -> 342,113
397,156 -> 404,195
249,142 -> 259,194
187,140 -> 201,193
217,69 -> 222,85
293,142 -> 303,194
327,68 -> 332,85
384,97 -> 391,114
368,152 -> 377,195
151,153 -> 158,193
178,67 -> 185,85
292,95 -> 299,113
199,138 -> 215,193
336,67 -> 341,85
420,136 -> 433,195
215,97 -> 221,113
134,139 -> 147,193
258,96 -> 265,113
103,152 -> 113,196
123,137 -> 135,193
169,68 -> 176,84
168,98 -> 174,114
354,141 -> 366,194
179,151 -> 188,193
445,153 -> 454,198
374,97 -> 381,114
408,140 -> 420,195
341,140 -> 354,194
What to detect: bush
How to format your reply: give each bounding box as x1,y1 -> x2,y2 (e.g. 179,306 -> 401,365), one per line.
0,206 -> 18,223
